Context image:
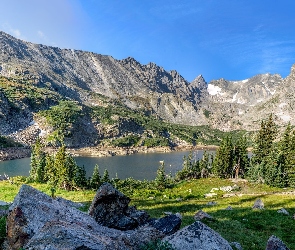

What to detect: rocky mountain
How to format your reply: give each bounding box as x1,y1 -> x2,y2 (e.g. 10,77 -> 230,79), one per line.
0,30 -> 295,146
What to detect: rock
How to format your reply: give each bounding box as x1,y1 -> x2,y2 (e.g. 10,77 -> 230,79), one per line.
204,193 -> 218,198
220,185 -> 240,192
88,183 -> 149,230
252,198 -> 264,209
4,184 -> 163,250
194,210 -> 214,221
225,206 -> 233,210
207,201 -> 217,206
175,212 -> 182,219
0,200 -> 9,206
265,235 -> 290,250
163,221 -> 233,250
25,222 -> 162,250
55,196 -> 84,209
148,214 -> 182,235
277,208 -> 289,215
230,241 -> 243,250
210,187 -> 219,192
0,208 -> 8,217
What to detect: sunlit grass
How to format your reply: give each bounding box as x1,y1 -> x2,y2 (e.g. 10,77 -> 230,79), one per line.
1,178 -> 295,249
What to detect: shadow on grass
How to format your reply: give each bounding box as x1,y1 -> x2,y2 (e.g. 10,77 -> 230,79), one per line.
133,194 -> 295,250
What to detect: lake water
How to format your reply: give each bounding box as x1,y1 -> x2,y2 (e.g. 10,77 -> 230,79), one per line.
0,150 -> 211,180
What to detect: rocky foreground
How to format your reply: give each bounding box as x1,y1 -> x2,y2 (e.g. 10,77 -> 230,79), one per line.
0,183 -> 290,250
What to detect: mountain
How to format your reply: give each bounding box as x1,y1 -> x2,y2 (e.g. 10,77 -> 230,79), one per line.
0,31 -> 294,146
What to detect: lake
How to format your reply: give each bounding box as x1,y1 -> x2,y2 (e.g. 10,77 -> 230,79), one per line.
0,150 -> 211,180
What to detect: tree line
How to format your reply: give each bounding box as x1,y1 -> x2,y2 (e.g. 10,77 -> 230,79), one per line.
29,114 -> 295,191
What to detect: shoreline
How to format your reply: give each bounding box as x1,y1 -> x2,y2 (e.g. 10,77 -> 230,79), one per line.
0,145 -> 218,161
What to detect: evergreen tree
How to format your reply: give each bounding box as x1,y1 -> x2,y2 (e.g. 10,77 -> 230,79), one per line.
90,164 -> 102,189
102,169 -> 110,183
155,161 -> 167,189
74,165 -> 88,189
54,144 -> 72,190
279,123 -> 295,187
44,153 -> 56,184
212,136 -> 234,178
30,138 -> 46,182
252,114 -> 277,165
233,135 -> 249,178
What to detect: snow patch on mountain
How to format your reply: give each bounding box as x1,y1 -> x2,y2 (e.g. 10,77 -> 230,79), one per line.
207,84 -> 222,95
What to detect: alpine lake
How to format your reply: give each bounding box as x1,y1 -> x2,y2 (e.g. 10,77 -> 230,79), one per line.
0,150 -> 212,180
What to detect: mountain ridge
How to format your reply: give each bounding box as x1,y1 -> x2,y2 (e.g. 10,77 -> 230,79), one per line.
0,30 -> 295,146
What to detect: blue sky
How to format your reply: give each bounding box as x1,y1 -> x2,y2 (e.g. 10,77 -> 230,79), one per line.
1,0 -> 295,82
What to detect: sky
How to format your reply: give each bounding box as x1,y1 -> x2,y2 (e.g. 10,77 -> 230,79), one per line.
1,0 -> 295,82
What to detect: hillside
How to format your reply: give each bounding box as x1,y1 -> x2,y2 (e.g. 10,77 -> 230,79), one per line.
0,31 -> 295,146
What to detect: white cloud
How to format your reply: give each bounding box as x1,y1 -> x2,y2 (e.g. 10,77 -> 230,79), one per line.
2,23 -> 24,39
38,30 -> 45,39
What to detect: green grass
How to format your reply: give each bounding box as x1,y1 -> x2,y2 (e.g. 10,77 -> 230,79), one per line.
1,178 -> 294,249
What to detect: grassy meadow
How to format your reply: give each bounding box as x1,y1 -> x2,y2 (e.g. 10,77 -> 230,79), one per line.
1,177 -> 295,249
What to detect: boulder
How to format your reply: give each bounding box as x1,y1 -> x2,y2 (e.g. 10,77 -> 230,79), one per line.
148,214 -> 181,235
194,210 -> 214,221
230,241 -> 243,250
163,221 -> 233,250
4,184 -> 163,250
252,198 -> 264,209
0,208 -> 8,217
0,200 -> 9,206
88,183 -> 149,230
265,235 -> 289,250
55,196 -> 84,210
225,206 -> 233,210
277,208 -> 289,215
207,201 -> 217,206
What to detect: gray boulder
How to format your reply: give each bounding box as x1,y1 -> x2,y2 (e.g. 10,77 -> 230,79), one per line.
277,208 -> 289,216
163,221 -> 233,250
88,183 -> 149,230
194,210 -> 214,221
148,214 -> 181,235
265,235 -> 290,250
4,184 -> 163,250
252,198 -> 264,209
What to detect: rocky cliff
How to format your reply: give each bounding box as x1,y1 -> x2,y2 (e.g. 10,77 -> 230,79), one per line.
0,31 -> 295,146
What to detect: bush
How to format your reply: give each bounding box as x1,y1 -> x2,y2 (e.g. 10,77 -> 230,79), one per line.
143,137 -> 169,147
111,135 -> 141,147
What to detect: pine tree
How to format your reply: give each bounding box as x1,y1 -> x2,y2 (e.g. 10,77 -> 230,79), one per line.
233,135 -> 249,178
280,123 -> 295,187
74,165 -> 88,189
90,164 -> 101,189
54,144 -> 71,190
30,138 -> 46,182
212,136 -> 234,178
155,161 -> 167,189
44,153 -> 56,184
252,114 -> 277,165
102,169 -> 110,183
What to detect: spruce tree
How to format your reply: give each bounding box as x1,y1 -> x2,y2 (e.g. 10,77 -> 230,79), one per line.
74,165 -> 88,189
233,135 -> 249,178
155,161 -> 167,189
90,164 -> 101,189
30,138 -> 46,182
252,114 -> 277,165
212,136 -> 234,178
102,169 -> 110,183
